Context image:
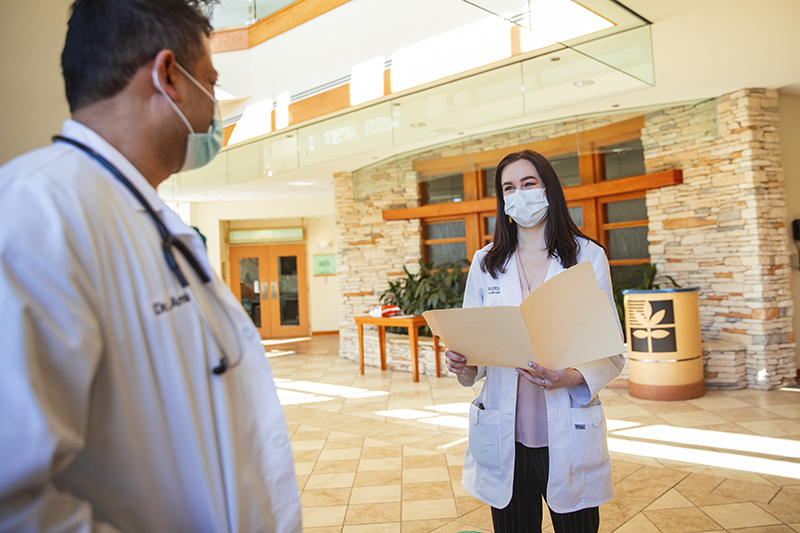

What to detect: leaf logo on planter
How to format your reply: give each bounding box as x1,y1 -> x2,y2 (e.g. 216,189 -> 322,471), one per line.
628,300 -> 677,353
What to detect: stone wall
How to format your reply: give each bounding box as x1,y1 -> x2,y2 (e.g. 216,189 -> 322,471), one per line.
645,89 -> 796,389
334,88 -> 797,389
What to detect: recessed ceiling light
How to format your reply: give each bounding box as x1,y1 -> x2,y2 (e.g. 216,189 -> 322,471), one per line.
550,57 -> 561,62
393,102 -> 402,106
457,132 -> 465,135
410,122 -> 427,128
611,104 -> 620,108
574,80 -> 594,87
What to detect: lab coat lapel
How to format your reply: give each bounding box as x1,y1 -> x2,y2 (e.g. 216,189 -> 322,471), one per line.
543,253 -> 565,283
499,252 -> 523,306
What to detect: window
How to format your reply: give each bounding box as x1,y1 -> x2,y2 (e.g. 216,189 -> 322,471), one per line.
550,152 -> 581,187
421,172 -> 464,204
423,219 -> 468,266
602,138 -> 646,180
601,194 -> 649,288
383,116 -> 680,275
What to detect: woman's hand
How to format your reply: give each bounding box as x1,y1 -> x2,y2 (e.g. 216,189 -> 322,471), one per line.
516,362 -> 584,392
445,349 -> 477,375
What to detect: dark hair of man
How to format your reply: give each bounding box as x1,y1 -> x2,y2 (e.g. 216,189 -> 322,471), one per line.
62,0 -> 218,112
480,149 -> 603,278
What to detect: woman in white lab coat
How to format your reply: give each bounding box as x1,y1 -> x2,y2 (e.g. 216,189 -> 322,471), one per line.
445,149 -> 624,533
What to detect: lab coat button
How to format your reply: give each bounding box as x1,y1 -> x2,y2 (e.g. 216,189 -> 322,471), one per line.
592,417 -> 601,427
550,409 -> 558,418
271,432 -> 287,447
243,326 -> 256,339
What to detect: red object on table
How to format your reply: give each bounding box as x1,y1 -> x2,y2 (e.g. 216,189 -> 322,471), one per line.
353,315 -> 441,383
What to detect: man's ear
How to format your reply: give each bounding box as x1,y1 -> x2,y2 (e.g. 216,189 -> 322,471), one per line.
152,49 -> 182,102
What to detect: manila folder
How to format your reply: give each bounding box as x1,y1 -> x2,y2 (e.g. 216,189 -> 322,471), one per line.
423,261 -> 623,369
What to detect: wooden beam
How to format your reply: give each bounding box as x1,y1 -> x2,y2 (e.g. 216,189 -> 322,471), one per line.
564,170 -> 682,202
209,27 -> 249,54
383,198 -> 496,221
384,170 -> 681,222
210,0 -> 352,53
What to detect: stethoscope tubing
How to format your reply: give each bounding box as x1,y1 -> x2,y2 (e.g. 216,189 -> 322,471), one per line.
52,135 -> 243,374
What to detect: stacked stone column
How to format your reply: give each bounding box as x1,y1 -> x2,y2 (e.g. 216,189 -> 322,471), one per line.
645,89 -> 796,389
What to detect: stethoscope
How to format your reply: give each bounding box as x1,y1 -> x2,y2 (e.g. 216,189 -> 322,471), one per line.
53,135 -> 244,375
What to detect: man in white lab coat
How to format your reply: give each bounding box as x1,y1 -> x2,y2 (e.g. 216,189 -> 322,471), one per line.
0,1 -> 301,531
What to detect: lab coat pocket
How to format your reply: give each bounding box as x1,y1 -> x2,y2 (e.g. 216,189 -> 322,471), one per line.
468,401 -> 502,469
568,404 -> 608,474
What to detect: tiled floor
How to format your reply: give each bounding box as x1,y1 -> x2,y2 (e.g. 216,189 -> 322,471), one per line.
266,335 -> 800,533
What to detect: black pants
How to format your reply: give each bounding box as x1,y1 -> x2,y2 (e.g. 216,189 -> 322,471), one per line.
491,442 -> 599,533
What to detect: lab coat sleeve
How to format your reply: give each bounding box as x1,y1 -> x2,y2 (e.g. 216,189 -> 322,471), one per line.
569,245 -> 625,405
0,180 -> 121,532
457,250 -> 487,387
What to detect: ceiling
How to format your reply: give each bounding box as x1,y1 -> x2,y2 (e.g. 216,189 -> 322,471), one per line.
2,0 -> 800,202
178,0 -> 800,202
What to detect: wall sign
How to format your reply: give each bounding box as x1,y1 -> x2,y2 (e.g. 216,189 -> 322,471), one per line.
229,228 -> 304,243
313,254 -> 336,276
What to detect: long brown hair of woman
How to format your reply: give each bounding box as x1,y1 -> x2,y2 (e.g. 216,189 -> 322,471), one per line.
480,149 -> 602,278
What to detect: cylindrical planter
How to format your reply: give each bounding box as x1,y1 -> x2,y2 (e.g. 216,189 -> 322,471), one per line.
623,288 -> 705,401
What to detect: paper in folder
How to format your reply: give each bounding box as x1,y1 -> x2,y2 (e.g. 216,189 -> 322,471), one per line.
422,261 -> 624,370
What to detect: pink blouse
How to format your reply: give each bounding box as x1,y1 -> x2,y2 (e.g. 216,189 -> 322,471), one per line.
515,252 -> 550,448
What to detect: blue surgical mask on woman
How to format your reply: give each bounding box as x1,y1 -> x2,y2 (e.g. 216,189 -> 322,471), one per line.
152,63 -> 222,171
504,188 -> 549,228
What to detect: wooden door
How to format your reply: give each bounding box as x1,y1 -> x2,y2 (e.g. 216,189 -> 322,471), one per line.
229,243 -> 309,338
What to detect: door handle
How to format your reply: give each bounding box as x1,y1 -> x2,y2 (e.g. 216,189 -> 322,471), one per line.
271,281 -> 278,300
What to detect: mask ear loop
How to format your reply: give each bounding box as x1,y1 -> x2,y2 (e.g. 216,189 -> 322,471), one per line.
152,66 -> 196,134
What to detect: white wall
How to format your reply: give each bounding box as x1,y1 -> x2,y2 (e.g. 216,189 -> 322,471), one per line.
779,92 -> 800,370
190,195 -> 339,333
0,0 -> 71,165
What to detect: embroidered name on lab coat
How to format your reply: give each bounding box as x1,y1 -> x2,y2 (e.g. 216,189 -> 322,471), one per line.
153,293 -> 190,316
487,285 -> 500,295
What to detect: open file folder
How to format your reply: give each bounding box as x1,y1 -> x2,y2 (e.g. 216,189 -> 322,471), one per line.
422,261 -> 624,370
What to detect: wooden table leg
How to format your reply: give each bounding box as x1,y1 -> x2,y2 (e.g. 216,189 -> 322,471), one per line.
358,323 -> 365,375
409,325 -> 420,383
433,335 -> 441,378
378,325 -> 387,371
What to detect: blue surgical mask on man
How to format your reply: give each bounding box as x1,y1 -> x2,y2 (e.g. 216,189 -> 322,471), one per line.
152,62 -> 222,171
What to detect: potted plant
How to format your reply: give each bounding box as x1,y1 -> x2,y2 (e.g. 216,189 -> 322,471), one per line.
380,259 -> 470,336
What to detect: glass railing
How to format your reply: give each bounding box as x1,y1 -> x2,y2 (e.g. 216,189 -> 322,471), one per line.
210,0 -> 295,29
159,3 -> 655,201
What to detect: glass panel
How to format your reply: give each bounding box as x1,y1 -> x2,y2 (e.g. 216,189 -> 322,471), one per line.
298,102 -> 393,166
352,156 -> 403,200
484,167 -> 497,197
603,138 -> 645,180
228,132 -> 299,184
210,0 -> 252,29
425,242 -> 467,267
392,63 -> 525,145
571,25 -> 655,86
568,206 -> 583,227
278,256 -> 300,326
254,0 -> 294,20
239,257 -> 261,328
172,152 -> 228,198
607,226 -> 649,261
522,48 -> 648,117
611,264 -> 646,291
421,173 -> 464,204
424,220 -> 466,240
550,152 -> 580,187
606,197 -> 647,224
485,216 -> 496,236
